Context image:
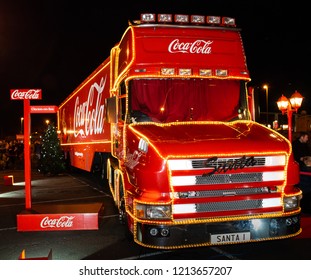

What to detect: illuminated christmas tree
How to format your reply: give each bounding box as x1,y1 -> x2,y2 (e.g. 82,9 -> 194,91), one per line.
38,123 -> 65,175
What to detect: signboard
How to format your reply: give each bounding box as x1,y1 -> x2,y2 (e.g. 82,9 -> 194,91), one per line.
17,203 -> 103,231
30,105 -> 58,114
10,89 -> 42,100
16,134 -> 24,140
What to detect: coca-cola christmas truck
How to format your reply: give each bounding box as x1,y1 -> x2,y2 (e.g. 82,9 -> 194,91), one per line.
57,13 -> 302,249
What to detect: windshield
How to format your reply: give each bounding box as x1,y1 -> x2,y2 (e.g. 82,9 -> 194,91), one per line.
129,79 -> 248,123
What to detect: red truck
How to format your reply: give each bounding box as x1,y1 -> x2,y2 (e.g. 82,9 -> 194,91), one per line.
58,13 -> 302,249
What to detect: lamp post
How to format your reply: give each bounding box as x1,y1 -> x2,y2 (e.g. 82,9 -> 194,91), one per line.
263,84 -> 269,125
20,117 -> 24,134
276,90 -> 304,142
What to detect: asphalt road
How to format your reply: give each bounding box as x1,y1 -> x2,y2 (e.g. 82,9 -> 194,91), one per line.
0,168 -> 311,260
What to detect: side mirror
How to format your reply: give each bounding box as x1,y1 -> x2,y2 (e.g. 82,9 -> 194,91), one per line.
105,96 -> 117,124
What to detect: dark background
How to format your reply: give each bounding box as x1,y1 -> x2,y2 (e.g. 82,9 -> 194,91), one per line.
1,0 -> 310,136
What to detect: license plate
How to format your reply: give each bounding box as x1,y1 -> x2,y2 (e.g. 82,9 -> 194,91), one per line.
210,232 -> 251,244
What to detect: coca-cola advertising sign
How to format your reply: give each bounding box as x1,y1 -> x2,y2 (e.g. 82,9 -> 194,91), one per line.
40,216 -> 75,228
10,89 -> 42,100
17,211 -> 100,231
168,39 -> 213,54
73,76 -> 106,137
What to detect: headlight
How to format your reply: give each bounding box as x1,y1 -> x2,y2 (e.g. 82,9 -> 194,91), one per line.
136,204 -> 171,220
283,195 -> 302,211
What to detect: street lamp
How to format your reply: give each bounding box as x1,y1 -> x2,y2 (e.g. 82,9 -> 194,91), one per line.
277,90 -> 304,142
263,84 -> 269,125
20,117 -> 24,134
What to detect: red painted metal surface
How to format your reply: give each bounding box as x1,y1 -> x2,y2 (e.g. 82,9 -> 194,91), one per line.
23,99 -> 32,209
128,122 -> 290,157
58,67 -> 111,172
125,26 -> 249,78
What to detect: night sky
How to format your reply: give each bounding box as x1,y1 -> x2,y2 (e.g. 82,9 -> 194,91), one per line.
1,0 -> 310,137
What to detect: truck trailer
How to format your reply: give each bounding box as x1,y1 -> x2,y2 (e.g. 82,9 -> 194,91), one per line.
57,13 -> 302,249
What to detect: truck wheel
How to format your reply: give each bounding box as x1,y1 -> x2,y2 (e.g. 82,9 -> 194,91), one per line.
119,196 -> 126,225
119,185 -> 133,241
107,159 -> 114,189
99,153 -> 108,184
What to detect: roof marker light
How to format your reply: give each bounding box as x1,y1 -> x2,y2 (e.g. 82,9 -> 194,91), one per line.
158,14 -> 173,23
216,69 -> 228,76
179,69 -> 192,76
206,16 -> 221,25
138,14 -> 236,28
140,13 -> 156,23
161,68 -> 175,75
199,69 -> 212,76
174,14 -> 189,23
222,17 -> 236,27
190,15 -> 205,24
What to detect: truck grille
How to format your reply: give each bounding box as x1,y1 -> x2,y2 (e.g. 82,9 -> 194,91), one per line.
196,200 -> 263,212
181,187 -> 271,198
168,155 -> 286,218
196,172 -> 263,184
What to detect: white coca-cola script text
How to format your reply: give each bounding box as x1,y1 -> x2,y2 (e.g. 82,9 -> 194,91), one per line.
74,76 -> 106,137
40,216 -> 75,228
168,39 -> 213,54
10,89 -> 42,100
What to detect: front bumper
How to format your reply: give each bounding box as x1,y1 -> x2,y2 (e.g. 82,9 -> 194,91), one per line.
135,214 -> 301,249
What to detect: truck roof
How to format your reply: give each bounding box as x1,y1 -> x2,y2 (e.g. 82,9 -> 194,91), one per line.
116,22 -> 250,80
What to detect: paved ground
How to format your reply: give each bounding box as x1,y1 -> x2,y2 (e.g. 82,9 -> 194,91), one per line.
0,168 -> 118,260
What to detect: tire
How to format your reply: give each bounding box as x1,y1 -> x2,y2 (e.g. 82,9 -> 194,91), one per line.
119,183 -> 133,241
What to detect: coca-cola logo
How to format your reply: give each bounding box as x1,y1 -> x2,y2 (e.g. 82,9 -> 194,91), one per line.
10,89 -> 42,100
168,39 -> 213,54
40,216 -> 75,228
73,76 -> 106,137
